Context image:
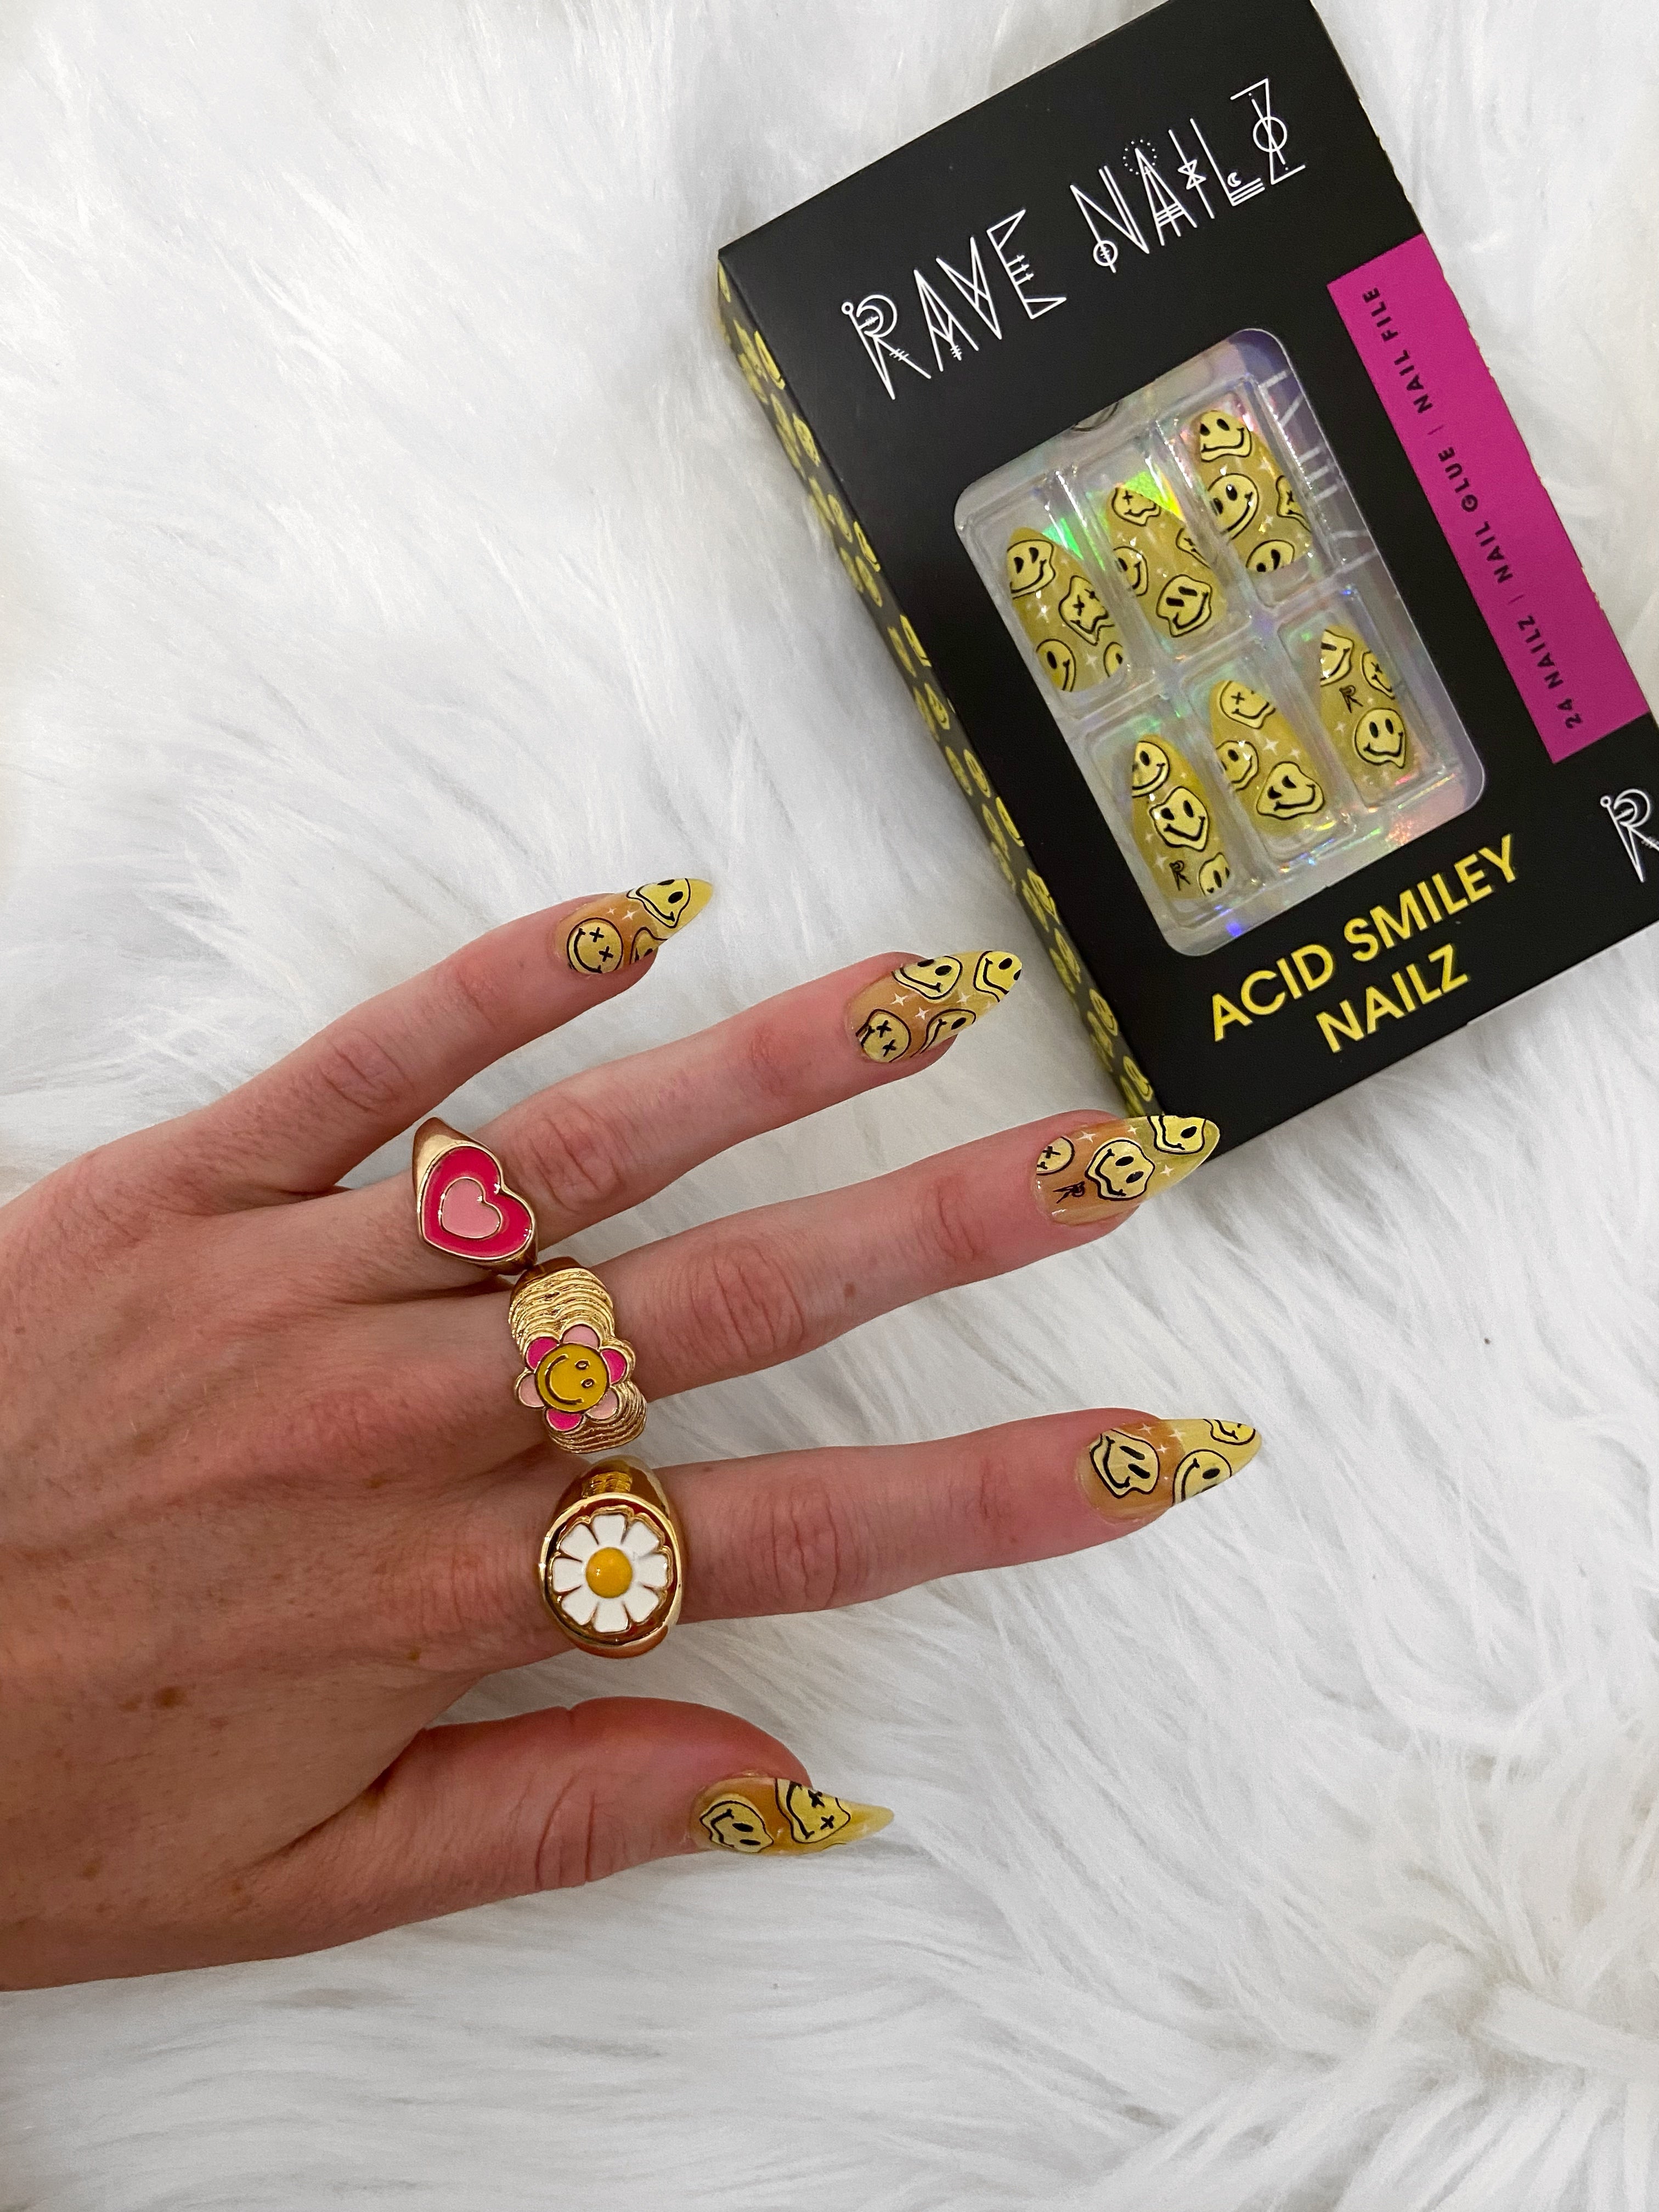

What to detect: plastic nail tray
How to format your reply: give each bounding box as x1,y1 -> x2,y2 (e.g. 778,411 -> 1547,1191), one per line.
957,329 -> 1485,955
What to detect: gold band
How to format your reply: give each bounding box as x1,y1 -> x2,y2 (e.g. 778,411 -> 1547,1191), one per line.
507,1259 -> 648,1453
539,1460 -> 684,1658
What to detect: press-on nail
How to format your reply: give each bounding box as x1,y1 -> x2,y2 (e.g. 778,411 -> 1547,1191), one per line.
1034,1114 -> 1220,1224
691,1778 -> 893,1857
1208,681 -> 1335,848
1128,732 -> 1234,904
560,880 -> 713,974
1103,481 -> 1224,642
1317,625 -> 1413,800
1078,1418 -> 1261,1525
1187,407 -> 1312,578
1006,528 -> 1126,694
847,951 -> 1022,1064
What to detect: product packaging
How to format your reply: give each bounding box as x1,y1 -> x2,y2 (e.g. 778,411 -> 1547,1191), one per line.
717,0 -> 1656,1142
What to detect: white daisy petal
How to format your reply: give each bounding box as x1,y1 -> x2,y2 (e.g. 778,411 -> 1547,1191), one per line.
559,1584 -> 600,1628
622,1583 -> 661,1623
550,1558 -> 585,1594
593,1598 -> 629,1636
633,1552 -> 670,1590
559,1523 -> 598,1562
591,1514 -> 629,1551
622,1520 -> 661,1560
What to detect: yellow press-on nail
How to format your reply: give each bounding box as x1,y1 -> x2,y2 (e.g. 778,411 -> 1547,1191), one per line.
845,951 -> 1022,1064
1127,731 -> 1234,905
559,880 -> 713,974
1187,407 -> 1313,578
1034,1114 -> 1220,1224
1207,680 -> 1336,849
1317,625 -> 1414,801
1102,481 -> 1224,642
1077,1418 -> 1261,1526
691,1778 -> 894,1857
1006,528 -> 1126,695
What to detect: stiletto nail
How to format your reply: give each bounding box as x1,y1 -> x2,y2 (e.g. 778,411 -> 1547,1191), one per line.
1129,732 -> 1234,904
1208,680 -> 1335,848
560,879 -> 713,974
847,951 -> 1022,1064
1006,528 -> 1126,694
1102,481 -> 1224,641
1034,1114 -> 1219,1224
1317,625 -> 1413,800
1187,406 -> 1312,577
1078,1418 -> 1261,1526
691,1777 -> 893,1857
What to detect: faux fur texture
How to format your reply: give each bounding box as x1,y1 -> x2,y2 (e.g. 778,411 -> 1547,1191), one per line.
2,2 -> 1657,2205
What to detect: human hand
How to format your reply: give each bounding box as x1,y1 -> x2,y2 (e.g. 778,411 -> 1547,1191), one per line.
0,882 -> 1252,1987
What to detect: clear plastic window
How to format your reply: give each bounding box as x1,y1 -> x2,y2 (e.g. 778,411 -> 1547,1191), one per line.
956,330 -> 1483,954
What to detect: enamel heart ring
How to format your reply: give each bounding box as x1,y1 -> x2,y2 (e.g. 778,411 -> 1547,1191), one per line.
413,1119 -> 538,1273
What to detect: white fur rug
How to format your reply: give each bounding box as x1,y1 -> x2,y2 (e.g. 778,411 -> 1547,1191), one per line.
3,3 -> 1657,2205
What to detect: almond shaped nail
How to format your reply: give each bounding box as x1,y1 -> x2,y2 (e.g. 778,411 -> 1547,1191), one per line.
1187,405 -> 1313,577
847,951 -> 1022,1064
1078,1417 -> 1261,1526
691,1778 -> 893,1857
560,879 -> 713,974
1317,625 -> 1414,802
1035,1114 -> 1219,1224
1006,528 -> 1126,695
1208,680 -> 1336,851
1103,481 -> 1225,641
1128,731 -> 1234,905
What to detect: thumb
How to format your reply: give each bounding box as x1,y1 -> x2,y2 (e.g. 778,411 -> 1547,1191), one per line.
256,1699 -> 893,1951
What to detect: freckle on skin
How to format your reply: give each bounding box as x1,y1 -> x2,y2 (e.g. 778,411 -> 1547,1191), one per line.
79,1858 -> 103,1881
152,1685 -> 185,1709
119,1696 -> 141,1713
406,1649 -> 421,1664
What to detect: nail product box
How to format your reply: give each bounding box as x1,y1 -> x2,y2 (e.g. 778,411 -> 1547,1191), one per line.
716,0 -> 1657,1143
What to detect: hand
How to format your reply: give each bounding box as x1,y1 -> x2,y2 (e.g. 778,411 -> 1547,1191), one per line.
0,883 -> 1249,1987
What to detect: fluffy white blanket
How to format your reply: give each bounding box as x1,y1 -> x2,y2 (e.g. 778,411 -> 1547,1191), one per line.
2,3 -> 1657,2205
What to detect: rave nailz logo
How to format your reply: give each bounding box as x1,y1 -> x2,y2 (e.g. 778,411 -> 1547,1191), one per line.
841,79 -> 1305,400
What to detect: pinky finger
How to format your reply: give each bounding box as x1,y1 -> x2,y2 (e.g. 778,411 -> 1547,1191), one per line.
252,1699 -> 890,1953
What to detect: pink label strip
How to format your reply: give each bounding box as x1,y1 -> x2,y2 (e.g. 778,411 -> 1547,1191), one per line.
1329,234 -> 1647,763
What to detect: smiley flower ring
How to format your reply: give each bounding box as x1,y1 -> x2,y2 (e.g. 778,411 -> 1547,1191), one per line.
508,1259 -> 648,1453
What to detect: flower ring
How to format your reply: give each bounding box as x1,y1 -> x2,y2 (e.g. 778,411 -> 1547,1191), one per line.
507,1259 -> 648,1454
538,1462 -> 684,1658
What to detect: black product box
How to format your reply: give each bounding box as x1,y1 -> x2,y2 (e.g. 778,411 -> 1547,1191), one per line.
716,0 -> 1658,1144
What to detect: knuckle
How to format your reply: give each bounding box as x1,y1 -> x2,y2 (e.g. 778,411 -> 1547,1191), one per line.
516,1092 -> 633,1222
731,1011 -> 805,1116
765,1475 -> 871,1613
436,945 -> 514,1039
690,1237 -> 814,1375
306,1022 -> 413,1124
531,1775 -> 608,1892
918,1167 -> 995,1279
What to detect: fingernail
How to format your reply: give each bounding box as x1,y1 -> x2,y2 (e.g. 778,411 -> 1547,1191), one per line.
1208,680 -> 1335,847
1187,405 -> 1313,577
1129,732 -> 1235,904
847,951 -> 1022,1064
1034,1114 -> 1219,1224
691,1777 -> 894,1858
1078,1418 -> 1261,1526
1102,481 -> 1224,641
1318,625 -> 1414,800
1006,527 -> 1126,694
559,879 -> 713,974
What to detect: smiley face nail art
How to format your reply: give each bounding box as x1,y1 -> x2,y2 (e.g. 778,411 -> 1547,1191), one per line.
1128,732 -> 1234,905
1078,1417 -> 1261,1527
1102,481 -> 1225,644
847,951 -> 1023,1064
1207,680 -> 1336,850
1034,1113 -> 1220,1224
1006,528 -> 1126,695
560,880 -> 714,974
1317,624 -> 1414,801
1187,407 -> 1313,579
691,1778 -> 893,1858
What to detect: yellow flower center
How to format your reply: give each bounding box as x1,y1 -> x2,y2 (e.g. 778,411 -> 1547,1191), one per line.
537,1345 -> 607,1411
585,1547 -> 634,1599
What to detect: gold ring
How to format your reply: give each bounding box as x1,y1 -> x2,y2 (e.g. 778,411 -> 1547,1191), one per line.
538,1460 -> 683,1657
412,1119 -> 538,1273
509,1259 -> 647,1453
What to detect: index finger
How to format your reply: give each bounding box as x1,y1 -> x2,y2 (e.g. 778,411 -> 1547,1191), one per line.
179,882 -> 713,1201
